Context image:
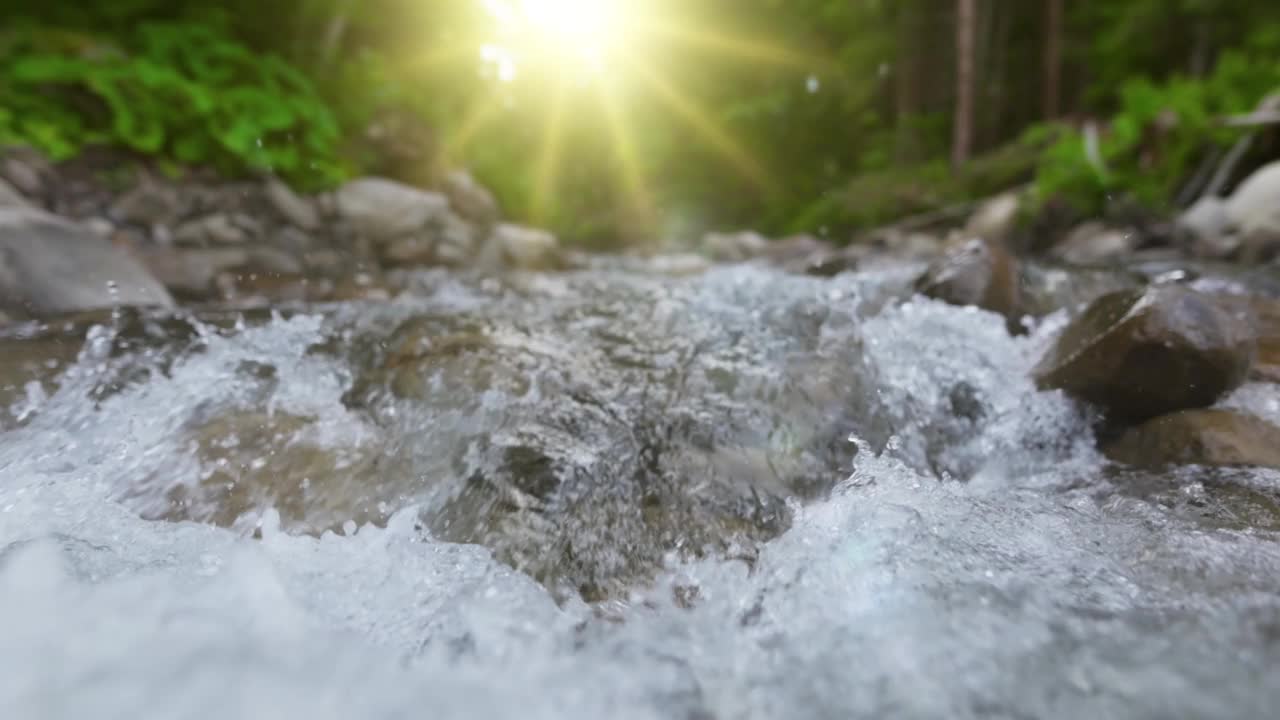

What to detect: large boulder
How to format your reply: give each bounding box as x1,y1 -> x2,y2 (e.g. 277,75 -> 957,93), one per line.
0,208 -> 173,317
335,177 -> 450,243
915,237 -> 1020,323
1225,161 -> 1280,249
1177,196 -> 1232,256
1105,409 -> 1280,470
1033,286 -> 1255,420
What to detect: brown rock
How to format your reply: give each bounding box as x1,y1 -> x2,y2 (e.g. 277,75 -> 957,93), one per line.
916,237 -> 1020,321
1248,295 -> 1280,383
1105,409 -> 1280,470
1033,286 -> 1256,420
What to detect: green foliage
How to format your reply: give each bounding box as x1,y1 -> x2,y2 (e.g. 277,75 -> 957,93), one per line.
0,18 -> 345,188
2,0 -> 1279,242
1034,43 -> 1280,213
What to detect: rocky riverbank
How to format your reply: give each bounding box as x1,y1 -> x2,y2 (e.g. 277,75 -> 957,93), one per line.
4,144 -> 1280,556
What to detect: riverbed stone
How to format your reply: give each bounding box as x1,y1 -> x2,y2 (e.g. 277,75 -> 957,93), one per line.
442,169 -> 500,227
703,230 -> 769,262
1051,222 -> 1139,265
1226,161 -> 1280,246
964,190 -> 1021,243
1,151 -> 47,199
1033,286 -> 1255,420
482,223 -> 561,271
1248,295 -> 1280,383
0,177 -> 31,209
264,177 -> 319,231
0,207 -> 173,317
916,236 -> 1020,323
173,213 -> 251,246
134,246 -> 250,298
335,177 -> 449,242
1105,409 -> 1280,470
110,179 -> 182,227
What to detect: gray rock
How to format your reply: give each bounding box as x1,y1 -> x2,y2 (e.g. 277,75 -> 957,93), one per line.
916,237 -> 1020,323
0,177 -> 32,209
964,191 -> 1022,243
1051,222 -> 1139,265
482,223 -> 561,270
135,246 -> 251,298
1,153 -> 46,198
335,177 -> 449,242
381,211 -> 478,268
1226,161 -> 1280,242
703,230 -> 769,262
382,236 -> 436,266
264,177 -> 319,231
173,213 -> 250,246
110,181 -> 182,227
0,207 -> 173,316
82,218 -> 115,238
302,249 -> 347,275
1033,286 -> 1256,421
442,169 -> 500,227
433,212 -> 478,266
1178,196 -> 1230,247
247,246 -> 304,275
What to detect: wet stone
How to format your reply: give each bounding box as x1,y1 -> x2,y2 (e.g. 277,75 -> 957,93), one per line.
1105,409 -> 1280,471
1033,286 -> 1256,421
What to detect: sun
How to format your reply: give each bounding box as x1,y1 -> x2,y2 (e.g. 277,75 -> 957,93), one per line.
483,0 -> 630,73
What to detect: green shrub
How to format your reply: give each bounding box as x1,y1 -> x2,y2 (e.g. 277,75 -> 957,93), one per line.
0,20 -> 346,188
1033,47 -> 1280,213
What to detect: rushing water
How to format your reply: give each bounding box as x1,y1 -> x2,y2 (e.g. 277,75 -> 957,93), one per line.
2,262 -> 1279,719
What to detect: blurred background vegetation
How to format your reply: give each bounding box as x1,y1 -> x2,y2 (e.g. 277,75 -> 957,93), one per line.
2,0 -> 1278,246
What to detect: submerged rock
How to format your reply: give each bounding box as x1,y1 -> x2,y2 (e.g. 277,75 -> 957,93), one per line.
1105,409 -> 1280,470
0,208 -> 173,317
915,237 -> 1019,324
1033,286 -> 1255,420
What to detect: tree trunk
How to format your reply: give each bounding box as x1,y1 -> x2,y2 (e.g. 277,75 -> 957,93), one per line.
953,0 -> 976,167
894,0 -> 921,164
1043,0 -> 1064,119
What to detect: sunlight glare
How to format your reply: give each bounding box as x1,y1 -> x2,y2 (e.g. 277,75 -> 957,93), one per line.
483,0 -> 629,73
